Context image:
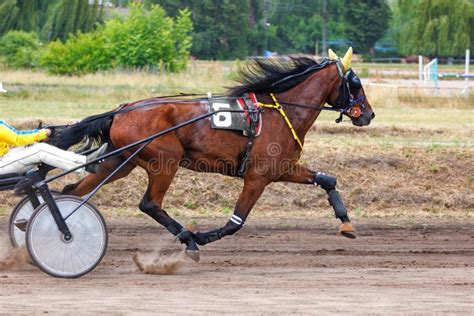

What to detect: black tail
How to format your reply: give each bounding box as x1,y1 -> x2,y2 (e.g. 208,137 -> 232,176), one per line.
51,111 -> 114,150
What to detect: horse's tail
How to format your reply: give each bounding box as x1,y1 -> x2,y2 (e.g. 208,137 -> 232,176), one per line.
51,111 -> 115,150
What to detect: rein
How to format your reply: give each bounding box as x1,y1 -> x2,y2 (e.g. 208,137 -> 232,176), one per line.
256,61 -> 366,152
49,93 -> 347,132
260,58 -> 365,123
257,93 -> 364,153
49,61 -> 364,137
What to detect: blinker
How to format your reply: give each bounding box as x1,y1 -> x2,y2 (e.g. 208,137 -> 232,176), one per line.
348,71 -> 362,90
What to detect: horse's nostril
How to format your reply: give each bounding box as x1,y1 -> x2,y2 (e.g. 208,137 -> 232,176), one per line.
371,112 -> 375,119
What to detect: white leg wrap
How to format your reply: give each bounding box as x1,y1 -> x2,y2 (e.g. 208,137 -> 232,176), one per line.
230,214 -> 243,225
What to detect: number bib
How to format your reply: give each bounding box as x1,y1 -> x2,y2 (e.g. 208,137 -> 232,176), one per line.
209,94 -> 262,136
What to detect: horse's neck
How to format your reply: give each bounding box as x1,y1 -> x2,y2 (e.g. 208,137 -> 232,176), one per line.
272,66 -> 338,138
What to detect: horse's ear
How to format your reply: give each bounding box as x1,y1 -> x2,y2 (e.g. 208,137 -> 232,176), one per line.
341,47 -> 353,73
328,49 -> 338,60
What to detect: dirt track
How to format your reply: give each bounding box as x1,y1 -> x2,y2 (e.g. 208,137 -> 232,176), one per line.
0,217 -> 473,314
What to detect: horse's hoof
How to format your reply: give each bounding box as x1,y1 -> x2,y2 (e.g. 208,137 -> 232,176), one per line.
339,231 -> 356,239
185,250 -> 200,262
337,222 -> 356,239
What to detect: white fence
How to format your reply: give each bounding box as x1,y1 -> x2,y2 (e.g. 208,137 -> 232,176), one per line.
419,49 -> 471,95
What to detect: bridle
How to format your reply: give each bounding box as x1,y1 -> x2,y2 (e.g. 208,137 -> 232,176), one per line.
257,59 -> 370,152
265,58 -> 367,124
334,61 -> 366,123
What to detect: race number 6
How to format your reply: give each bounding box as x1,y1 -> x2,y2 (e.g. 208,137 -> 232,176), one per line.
212,103 -> 232,127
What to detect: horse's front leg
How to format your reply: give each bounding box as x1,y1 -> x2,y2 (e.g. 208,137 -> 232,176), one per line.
278,165 -> 355,238
192,176 -> 269,245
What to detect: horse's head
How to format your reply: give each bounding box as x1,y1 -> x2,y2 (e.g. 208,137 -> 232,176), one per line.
326,47 -> 375,126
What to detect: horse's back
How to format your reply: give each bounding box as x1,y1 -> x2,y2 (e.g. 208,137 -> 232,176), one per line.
109,100 -> 247,176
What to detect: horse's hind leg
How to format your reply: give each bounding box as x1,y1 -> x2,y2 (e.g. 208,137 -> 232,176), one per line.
277,164 -> 355,238
139,168 -> 200,261
62,156 -> 136,196
192,174 -> 269,245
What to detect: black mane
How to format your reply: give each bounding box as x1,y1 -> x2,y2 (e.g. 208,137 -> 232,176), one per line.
227,56 -> 331,97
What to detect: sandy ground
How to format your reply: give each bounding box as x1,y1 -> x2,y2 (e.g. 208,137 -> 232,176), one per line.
0,216 -> 473,315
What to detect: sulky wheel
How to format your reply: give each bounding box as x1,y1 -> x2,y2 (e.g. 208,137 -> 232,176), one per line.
8,191 -> 60,248
26,195 -> 108,278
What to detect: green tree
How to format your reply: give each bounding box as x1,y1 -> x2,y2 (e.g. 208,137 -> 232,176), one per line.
263,0 -> 347,55
145,0 -> 353,58
44,0 -> 105,41
0,0 -> 105,41
395,0 -> 471,57
196,0 -> 251,59
471,0 -> 474,51
147,0 -> 253,59
265,0 -> 322,54
0,0 -> 49,36
344,0 -> 391,54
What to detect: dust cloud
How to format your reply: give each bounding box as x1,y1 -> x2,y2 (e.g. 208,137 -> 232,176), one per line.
0,237 -> 29,271
133,251 -> 187,275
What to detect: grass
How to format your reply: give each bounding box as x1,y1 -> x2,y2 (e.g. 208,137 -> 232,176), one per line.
2,61 -> 472,126
0,61 -> 473,220
0,207 -> 8,217
0,61 -> 232,120
318,106 -> 474,127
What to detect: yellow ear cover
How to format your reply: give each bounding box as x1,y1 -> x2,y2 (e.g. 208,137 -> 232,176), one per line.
328,49 -> 338,60
341,47 -> 353,72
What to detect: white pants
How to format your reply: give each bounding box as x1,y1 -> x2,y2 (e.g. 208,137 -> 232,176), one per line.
0,143 -> 86,175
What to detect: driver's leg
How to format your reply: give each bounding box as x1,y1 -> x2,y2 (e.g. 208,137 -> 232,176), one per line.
0,143 -> 86,174
0,146 -> 34,174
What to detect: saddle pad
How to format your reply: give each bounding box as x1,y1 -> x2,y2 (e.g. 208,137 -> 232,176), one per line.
209,93 -> 262,136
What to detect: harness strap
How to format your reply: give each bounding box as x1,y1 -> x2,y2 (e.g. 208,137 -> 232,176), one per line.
259,93 -> 304,152
335,60 -> 345,78
237,93 -> 261,176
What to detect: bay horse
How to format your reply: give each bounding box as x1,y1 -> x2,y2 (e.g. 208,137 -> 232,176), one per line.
52,48 -> 375,261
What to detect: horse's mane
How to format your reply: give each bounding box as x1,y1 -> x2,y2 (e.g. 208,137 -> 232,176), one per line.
227,55 -> 330,97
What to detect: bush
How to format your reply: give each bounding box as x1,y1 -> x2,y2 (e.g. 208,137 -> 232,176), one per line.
0,31 -> 41,69
40,4 -> 193,75
40,32 -> 112,75
103,5 -> 192,72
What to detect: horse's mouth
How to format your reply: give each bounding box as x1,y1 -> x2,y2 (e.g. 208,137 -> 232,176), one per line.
352,112 -> 374,127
